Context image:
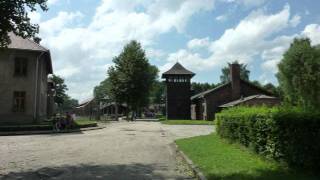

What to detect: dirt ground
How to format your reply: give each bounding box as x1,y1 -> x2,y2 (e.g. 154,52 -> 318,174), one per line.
0,121 -> 214,180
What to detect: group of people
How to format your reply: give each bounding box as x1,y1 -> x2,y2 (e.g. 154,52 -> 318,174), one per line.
53,112 -> 76,131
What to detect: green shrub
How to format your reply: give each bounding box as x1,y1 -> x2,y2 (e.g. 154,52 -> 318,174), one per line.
216,106 -> 320,172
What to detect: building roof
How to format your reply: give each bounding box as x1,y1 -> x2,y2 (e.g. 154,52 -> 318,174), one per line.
219,94 -> 278,108
162,62 -> 195,78
6,33 -> 53,74
191,83 -> 230,100
8,33 -> 49,52
191,79 -> 273,100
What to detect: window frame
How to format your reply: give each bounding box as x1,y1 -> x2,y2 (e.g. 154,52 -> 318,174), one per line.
14,57 -> 28,77
12,91 -> 26,113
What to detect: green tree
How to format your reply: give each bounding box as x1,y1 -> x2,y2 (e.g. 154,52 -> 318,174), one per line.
94,78 -> 112,103
51,74 -> 68,106
150,80 -> 165,104
263,83 -> 281,97
50,74 -> 78,111
0,0 -> 48,47
277,38 -> 320,110
191,82 -> 217,95
220,61 -> 250,83
60,97 -> 78,111
107,40 -> 158,119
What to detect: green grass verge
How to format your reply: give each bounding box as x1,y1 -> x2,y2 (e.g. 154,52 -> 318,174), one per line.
176,133 -> 318,180
161,120 -> 214,125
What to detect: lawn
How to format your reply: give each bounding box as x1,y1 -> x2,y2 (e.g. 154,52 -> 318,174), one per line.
160,120 -> 214,125
176,133 -> 318,180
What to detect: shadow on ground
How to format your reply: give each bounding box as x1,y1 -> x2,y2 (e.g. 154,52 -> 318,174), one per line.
207,168 -> 319,180
0,163 -> 187,180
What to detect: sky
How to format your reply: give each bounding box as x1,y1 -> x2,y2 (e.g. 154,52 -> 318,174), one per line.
29,0 -> 320,102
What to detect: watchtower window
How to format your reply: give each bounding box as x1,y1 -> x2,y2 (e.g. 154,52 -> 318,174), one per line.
13,91 -> 26,112
14,57 -> 28,76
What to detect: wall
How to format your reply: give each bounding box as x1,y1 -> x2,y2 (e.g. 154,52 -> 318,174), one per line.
0,49 -> 49,124
166,81 -> 191,119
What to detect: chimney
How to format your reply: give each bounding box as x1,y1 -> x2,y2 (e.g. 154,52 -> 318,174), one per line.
229,63 -> 241,100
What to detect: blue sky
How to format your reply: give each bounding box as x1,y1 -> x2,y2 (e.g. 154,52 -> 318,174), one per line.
30,0 -> 320,101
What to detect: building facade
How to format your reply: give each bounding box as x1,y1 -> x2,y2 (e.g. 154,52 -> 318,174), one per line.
162,63 -> 195,120
191,63 -> 278,120
0,33 -> 54,124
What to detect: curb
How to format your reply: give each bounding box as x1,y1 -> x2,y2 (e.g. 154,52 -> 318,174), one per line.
0,126 -> 105,136
173,143 -> 207,180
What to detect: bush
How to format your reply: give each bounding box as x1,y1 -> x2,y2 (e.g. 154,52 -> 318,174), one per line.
216,106 -> 320,172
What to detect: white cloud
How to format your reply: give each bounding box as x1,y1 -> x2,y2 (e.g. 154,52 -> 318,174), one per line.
187,37 -> 210,49
215,14 -> 228,21
40,11 -> 83,36
161,4 -> 313,83
289,14 -> 301,27
48,0 -> 60,5
302,24 -> 320,45
38,0 -> 216,100
223,0 -> 266,8
29,11 -> 41,24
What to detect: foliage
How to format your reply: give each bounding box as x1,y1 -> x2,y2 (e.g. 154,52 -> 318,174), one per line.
220,60 -> 250,83
176,134 -> 317,179
59,96 -> 78,111
107,40 -> 158,118
216,106 -> 320,172
94,78 -> 112,103
50,74 -> 78,111
51,74 -> 68,106
161,120 -> 214,125
149,80 -> 165,104
191,82 -> 218,95
0,0 -> 48,47
263,83 -> 282,98
277,38 -> 320,110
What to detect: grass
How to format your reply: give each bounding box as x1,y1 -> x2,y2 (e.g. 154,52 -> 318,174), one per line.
176,133 -> 318,180
160,120 -> 214,125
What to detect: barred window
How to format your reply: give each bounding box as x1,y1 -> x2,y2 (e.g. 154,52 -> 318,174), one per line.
13,91 -> 26,112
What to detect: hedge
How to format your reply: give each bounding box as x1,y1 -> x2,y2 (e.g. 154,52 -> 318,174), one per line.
216,106 -> 320,172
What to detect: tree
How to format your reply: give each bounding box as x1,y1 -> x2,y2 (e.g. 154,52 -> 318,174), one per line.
107,40 -> 158,119
0,0 -> 48,47
263,83 -> 281,97
50,74 -> 78,111
51,74 -> 68,106
94,78 -> 112,103
60,97 -> 78,112
277,38 -> 320,110
150,80 -> 165,104
191,82 -> 217,95
220,61 -> 250,83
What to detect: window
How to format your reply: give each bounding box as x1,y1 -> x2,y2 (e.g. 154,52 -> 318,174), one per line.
13,91 -> 26,112
14,58 -> 27,76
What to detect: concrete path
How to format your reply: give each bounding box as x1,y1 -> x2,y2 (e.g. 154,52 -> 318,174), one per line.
0,121 -> 214,180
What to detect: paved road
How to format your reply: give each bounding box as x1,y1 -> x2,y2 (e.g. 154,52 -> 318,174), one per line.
0,121 -> 214,180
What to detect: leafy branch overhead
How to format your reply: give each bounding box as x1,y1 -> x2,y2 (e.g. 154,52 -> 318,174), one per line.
0,0 -> 48,47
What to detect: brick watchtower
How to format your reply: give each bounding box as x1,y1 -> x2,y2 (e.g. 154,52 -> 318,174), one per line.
162,63 -> 195,120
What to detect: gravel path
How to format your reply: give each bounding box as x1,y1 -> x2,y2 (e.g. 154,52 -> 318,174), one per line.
0,121 -> 214,180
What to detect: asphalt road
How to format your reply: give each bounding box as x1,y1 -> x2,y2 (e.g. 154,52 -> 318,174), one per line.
0,121 -> 214,180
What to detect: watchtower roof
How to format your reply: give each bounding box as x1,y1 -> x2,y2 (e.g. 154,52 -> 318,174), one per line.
162,62 -> 195,78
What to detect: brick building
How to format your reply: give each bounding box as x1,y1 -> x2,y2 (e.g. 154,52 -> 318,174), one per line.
191,63 -> 279,120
